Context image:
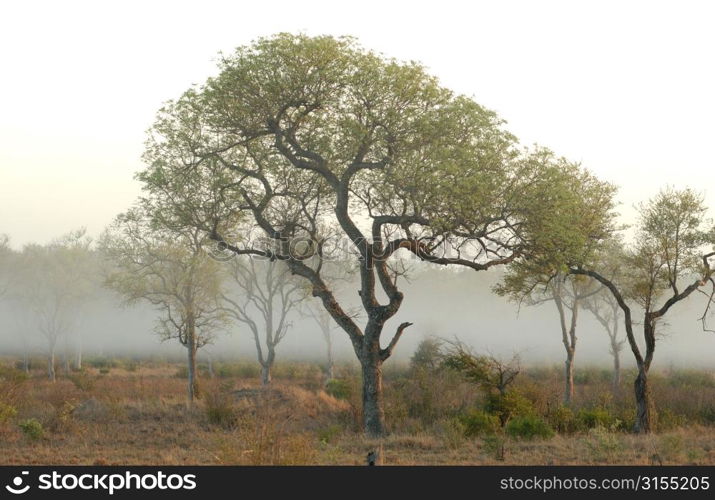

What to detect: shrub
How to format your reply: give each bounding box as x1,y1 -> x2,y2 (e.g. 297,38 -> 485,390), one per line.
215,362 -> 260,378
99,367 -> 110,375
576,407 -> 614,430
0,402 -> 17,425
410,338 -> 443,372
548,405 -> 577,434
440,418 -> 466,449
325,379 -> 352,400
700,405 -> 715,425
657,408 -> 686,431
86,357 -> 119,369
483,434 -> 506,461
0,365 -> 29,384
485,391 -> 534,426
583,426 -> 624,461
19,418 -> 44,440
204,383 -> 237,429
505,415 -> 554,440
317,424 -> 342,444
459,409 -> 499,437
67,372 -> 97,392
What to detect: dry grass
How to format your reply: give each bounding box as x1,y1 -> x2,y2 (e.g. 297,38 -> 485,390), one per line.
0,361 -> 714,465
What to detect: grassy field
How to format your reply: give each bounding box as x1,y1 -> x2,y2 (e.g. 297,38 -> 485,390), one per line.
1,358 -> 714,465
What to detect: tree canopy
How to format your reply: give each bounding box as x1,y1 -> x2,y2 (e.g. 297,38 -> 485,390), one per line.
135,33 -> 619,436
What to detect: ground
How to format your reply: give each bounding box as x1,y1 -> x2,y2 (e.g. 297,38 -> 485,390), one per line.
0,360 -> 714,465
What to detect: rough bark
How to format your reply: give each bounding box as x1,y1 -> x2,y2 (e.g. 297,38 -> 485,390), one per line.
634,363 -> 654,433
260,361 -> 273,386
360,341 -> 385,438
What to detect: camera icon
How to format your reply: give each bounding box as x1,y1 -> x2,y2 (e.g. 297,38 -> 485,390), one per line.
5,471 -> 30,495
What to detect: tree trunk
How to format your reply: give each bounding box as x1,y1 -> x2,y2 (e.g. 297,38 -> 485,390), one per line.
360,339 -> 385,438
75,338 -> 83,371
634,364 -> 654,433
564,350 -> 575,405
611,340 -> 621,394
260,363 -> 272,386
325,334 -> 335,382
326,350 -> 335,382
187,337 -> 199,403
48,347 -> 56,382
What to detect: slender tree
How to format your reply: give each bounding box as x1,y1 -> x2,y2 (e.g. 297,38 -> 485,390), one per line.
220,257 -> 302,385
15,230 -> 94,381
0,234 -> 11,299
495,270 -> 600,405
583,285 -> 625,394
305,301 -> 337,383
100,208 -> 227,403
137,34 -> 616,436
570,188 -> 715,433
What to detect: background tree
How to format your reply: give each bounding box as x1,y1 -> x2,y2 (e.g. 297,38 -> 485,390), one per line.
0,234 -> 12,299
137,34 -> 616,436
100,207 -> 227,403
495,271 -> 600,405
220,257 -> 302,385
494,163 -> 616,405
570,187 -> 715,433
15,229 -> 94,381
305,303 -> 336,383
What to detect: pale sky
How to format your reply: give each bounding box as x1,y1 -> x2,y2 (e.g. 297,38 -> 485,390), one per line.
1,0 -> 713,247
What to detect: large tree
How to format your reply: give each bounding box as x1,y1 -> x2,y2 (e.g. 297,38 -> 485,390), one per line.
100,208 -> 227,403
570,188 -> 715,433
137,34 -> 615,436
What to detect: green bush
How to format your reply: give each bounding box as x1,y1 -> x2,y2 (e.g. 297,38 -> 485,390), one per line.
0,365 -> 29,383
325,379 -> 352,400
657,408 -> 686,431
485,391 -> 534,426
215,362 -> 260,378
576,407 -> 614,430
67,372 -> 97,392
18,418 -> 44,440
86,357 -> 119,369
0,402 -> 17,425
548,405 -> 577,434
700,405 -> 715,425
483,434 -> 506,460
459,409 -> 499,437
505,415 -> 554,440
317,424 -> 343,444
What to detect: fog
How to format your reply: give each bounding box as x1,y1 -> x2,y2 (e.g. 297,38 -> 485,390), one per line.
1,2 -> 714,373
1,259 -> 713,371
